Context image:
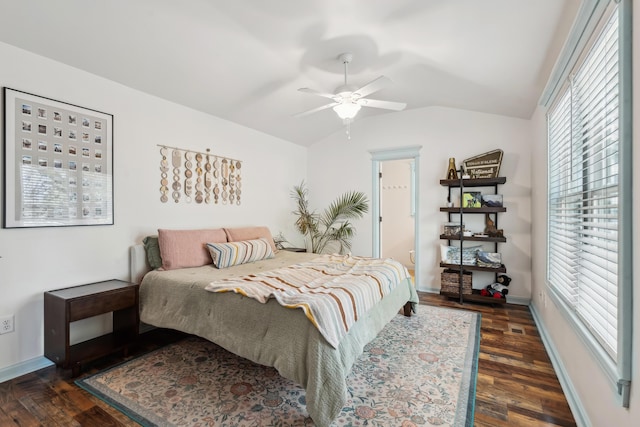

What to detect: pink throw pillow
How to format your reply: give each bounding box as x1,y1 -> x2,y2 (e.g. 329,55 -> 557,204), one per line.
158,228 -> 227,270
223,226 -> 277,252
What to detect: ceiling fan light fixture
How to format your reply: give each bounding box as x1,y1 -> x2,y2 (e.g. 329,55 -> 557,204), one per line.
333,102 -> 361,120
295,52 -> 405,139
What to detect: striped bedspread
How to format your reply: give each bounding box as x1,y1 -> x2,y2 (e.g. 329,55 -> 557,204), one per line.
204,254 -> 410,348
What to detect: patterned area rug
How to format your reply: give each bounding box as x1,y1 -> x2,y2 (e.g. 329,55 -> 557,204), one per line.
77,306 -> 480,426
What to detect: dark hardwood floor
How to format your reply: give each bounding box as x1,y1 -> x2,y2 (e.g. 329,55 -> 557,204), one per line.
0,292 -> 577,426
419,292 -> 577,427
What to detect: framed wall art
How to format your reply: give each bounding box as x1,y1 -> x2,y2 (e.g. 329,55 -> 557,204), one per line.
3,88 -> 113,228
462,191 -> 482,208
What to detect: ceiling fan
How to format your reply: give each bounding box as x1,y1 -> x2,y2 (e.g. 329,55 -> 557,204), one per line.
295,53 -> 407,138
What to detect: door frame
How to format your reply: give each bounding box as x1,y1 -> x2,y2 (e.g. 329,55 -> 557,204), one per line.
369,145 -> 422,287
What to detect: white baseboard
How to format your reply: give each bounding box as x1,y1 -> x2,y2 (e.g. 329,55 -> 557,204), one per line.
506,295 -> 530,305
0,356 -> 54,384
529,303 -> 590,427
0,323 -> 162,385
0,324 -> 159,385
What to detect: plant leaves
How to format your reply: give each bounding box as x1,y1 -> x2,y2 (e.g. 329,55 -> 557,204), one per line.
291,181 -> 369,254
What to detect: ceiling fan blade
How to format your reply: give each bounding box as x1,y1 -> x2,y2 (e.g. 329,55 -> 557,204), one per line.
352,76 -> 391,98
293,102 -> 339,118
357,98 -> 407,111
298,87 -> 337,100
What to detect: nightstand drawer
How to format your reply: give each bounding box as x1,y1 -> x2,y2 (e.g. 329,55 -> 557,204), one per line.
69,288 -> 136,321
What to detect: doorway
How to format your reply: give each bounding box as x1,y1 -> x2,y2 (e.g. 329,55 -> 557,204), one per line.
380,159 -> 415,277
370,146 -> 421,287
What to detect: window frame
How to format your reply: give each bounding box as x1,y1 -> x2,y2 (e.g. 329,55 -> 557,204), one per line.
543,0 -> 632,407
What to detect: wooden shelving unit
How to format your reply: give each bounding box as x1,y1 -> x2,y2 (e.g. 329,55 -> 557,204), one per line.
440,175 -> 507,304
440,207 -> 507,213
440,176 -> 507,187
439,262 -> 507,274
439,234 -> 506,243
440,288 -> 508,304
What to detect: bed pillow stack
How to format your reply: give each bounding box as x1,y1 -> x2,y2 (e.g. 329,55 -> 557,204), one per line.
158,228 -> 227,270
146,226 -> 278,271
206,238 -> 274,269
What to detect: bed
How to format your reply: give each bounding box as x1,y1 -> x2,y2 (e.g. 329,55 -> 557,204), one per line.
130,228 -> 418,427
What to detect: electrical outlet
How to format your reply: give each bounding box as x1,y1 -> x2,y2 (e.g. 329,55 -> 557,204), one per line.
0,315 -> 14,334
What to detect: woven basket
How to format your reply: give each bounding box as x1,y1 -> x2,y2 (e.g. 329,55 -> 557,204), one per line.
441,269 -> 472,294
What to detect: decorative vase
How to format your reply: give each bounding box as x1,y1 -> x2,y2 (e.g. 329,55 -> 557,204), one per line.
446,157 -> 458,180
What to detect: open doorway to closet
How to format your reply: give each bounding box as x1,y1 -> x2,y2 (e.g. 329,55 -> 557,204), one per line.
370,146 -> 421,288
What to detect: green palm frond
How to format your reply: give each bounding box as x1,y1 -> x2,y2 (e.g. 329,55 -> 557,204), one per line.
320,191 -> 369,228
291,181 -> 369,254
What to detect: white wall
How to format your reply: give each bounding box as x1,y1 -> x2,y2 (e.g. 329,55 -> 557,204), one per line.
307,106 -> 532,302
527,4 -> 640,426
380,159 -> 414,267
0,42 -> 307,372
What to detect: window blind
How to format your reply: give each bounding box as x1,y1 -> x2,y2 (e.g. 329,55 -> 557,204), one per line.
547,8 -> 619,361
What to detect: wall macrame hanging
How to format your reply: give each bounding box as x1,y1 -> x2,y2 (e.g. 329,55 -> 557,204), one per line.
158,145 -> 242,205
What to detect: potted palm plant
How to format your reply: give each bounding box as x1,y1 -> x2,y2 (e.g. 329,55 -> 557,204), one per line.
291,181 -> 369,254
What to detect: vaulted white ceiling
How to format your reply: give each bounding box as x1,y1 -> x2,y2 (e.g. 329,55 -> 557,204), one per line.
0,0 -> 579,146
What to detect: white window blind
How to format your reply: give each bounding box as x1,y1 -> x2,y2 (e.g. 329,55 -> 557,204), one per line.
547,8 -> 619,361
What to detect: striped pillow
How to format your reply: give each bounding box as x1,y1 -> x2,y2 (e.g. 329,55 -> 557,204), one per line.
206,238 -> 274,269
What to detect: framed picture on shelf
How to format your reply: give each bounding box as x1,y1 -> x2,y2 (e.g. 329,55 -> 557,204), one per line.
481,194 -> 503,207
3,88 -> 113,228
477,251 -> 502,268
462,191 -> 482,208
443,222 -> 464,237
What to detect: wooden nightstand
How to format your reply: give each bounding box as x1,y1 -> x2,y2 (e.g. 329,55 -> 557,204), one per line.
44,280 -> 139,376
